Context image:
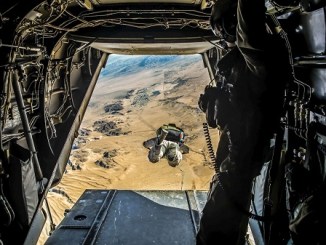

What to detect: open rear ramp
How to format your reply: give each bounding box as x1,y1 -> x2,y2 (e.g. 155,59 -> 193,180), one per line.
45,190 -> 207,245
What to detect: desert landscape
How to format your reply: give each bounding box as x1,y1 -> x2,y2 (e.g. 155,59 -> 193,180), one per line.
38,54 -> 219,244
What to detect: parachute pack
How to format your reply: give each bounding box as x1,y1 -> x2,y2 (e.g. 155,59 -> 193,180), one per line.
156,124 -> 185,145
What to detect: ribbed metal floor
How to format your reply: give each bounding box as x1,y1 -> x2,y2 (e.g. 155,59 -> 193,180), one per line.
45,190 -> 207,245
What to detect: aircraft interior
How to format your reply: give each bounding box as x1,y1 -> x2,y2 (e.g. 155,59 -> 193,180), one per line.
0,0 -> 325,244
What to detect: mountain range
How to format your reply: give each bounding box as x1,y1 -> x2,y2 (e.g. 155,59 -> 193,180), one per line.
99,55 -> 202,79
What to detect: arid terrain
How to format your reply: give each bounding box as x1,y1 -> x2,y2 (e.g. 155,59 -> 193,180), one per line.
38,54 -> 219,244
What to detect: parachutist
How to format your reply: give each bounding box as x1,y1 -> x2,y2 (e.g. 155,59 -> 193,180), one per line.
145,124 -> 187,167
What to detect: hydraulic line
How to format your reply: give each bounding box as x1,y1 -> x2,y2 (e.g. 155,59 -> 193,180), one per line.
44,197 -> 56,233
9,68 -> 43,182
0,95 -> 15,226
0,178 -> 15,226
0,40 -> 43,52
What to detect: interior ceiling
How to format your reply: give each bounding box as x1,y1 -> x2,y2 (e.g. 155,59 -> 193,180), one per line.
67,0 -> 215,54
89,40 -> 217,54
68,28 -> 218,55
92,0 -> 204,5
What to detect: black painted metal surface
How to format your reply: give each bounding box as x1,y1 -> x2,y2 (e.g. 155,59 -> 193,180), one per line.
45,190 -> 207,245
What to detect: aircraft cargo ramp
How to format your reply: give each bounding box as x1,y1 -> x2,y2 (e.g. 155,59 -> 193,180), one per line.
45,190 -> 208,245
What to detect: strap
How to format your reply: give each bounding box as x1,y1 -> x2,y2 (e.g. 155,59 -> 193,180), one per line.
204,123 -> 268,222
213,172 -> 269,222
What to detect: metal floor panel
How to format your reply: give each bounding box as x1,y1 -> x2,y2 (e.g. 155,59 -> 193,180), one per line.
45,190 -> 207,245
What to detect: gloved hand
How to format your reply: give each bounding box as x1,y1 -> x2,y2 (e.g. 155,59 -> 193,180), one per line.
219,156 -> 236,173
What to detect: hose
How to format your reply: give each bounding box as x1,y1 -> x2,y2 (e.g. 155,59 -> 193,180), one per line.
0,94 -> 15,226
0,178 -> 15,226
45,197 -> 56,234
203,122 -> 218,172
